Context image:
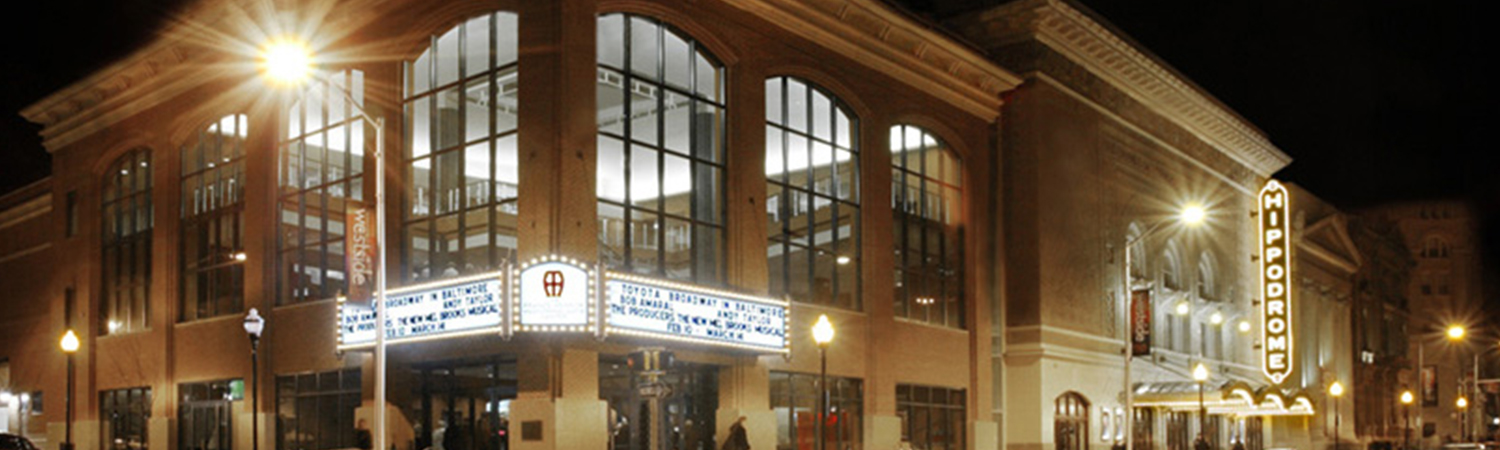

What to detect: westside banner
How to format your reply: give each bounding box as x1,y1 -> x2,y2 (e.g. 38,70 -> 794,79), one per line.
1130,289 -> 1152,356
345,202 -> 379,303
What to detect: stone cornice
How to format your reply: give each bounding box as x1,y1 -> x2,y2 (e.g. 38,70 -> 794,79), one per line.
949,0 -> 1292,177
724,0 -> 1023,121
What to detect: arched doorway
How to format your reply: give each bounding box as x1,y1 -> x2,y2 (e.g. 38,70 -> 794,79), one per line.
1055,392 -> 1090,450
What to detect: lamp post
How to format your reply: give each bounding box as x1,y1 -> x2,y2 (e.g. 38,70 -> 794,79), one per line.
59,329 -> 79,450
1193,363 -> 1209,439
1330,381 -> 1345,450
1123,205 -> 1207,450
1402,390 -> 1415,450
1458,396 -> 1469,442
812,314 -> 836,450
244,308 -> 265,450
261,39 -> 389,450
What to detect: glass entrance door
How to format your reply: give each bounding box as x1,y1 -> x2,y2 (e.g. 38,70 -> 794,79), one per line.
600,357 -> 719,450
410,360 -> 517,450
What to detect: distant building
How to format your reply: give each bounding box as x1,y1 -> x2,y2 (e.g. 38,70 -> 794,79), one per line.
1346,212 -> 1413,446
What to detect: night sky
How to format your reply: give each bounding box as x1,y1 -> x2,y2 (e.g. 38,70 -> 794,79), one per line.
3,0 -> 1495,268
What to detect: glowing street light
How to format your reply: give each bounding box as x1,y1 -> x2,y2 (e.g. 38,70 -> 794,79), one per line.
1449,325 -> 1467,341
1330,382 -> 1345,450
1180,204 -> 1207,225
1401,390 -> 1414,450
60,329 -> 80,450
1193,363 -> 1209,434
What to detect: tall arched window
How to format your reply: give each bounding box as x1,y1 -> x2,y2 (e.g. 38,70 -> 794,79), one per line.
278,70 -> 366,304
181,114 -> 247,321
1126,222 -> 1147,281
1055,392 -> 1090,450
766,76 -> 859,309
1196,252 -> 1216,300
403,12 -> 519,282
597,14 -> 726,283
890,125 -> 963,327
102,148 -> 152,334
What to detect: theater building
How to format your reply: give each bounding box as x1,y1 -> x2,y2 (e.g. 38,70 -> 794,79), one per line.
1,0 -> 1350,450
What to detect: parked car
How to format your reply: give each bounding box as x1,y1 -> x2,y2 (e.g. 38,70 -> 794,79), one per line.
0,434 -> 38,450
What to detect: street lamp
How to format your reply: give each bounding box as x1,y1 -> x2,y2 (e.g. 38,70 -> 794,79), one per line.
1449,325 -> 1466,341
59,329 -> 79,450
1458,396 -> 1470,442
244,308 -> 265,450
1193,362 -> 1209,439
1122,204 -> 1208,450
812,314 -> 836,450
260,37 -> 389,450
1330,382 -> 1345,450
1402,390 -> 1415,450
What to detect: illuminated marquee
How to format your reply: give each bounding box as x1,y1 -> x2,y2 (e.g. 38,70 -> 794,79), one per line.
1260,180 -> 1293,384
604,272 -> 790,353
337,271 -> 506,350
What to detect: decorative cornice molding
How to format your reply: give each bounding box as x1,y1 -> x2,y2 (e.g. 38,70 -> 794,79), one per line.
723,0 -> 1022,121
0,192 -> 51,231
949,0 -> 1292,177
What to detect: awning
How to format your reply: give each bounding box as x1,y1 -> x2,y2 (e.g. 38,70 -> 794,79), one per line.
1132,381 -> 1315,417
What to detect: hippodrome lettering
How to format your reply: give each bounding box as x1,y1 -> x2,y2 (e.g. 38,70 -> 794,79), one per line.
1260,180 -> 1293,384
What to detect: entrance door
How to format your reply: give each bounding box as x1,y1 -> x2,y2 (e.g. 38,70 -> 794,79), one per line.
600,358 -> 719,450
411,360 -> 517,450
1054,392 -> 1089,450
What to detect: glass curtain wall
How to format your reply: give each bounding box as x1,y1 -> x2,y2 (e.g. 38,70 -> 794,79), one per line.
596,13 -> 726,284
889,125 -> 963,328
278,70 -> 366,304
276,369 -> 361,450
897,384 -> 965,450
101,149 -> 152,334
101,387 -> 151,450
765,77 -> 860,309
180,115 -> 247,321
769,372 -> 863,450
403,12 -> 520,283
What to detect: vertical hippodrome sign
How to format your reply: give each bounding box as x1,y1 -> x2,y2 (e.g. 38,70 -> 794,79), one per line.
1259,180 -> 1293,384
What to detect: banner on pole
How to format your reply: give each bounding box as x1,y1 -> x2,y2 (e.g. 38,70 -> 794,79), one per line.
345,202 -> 379,303
1130,289 -> 1152,356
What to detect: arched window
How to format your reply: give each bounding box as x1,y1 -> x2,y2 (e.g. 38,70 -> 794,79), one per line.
765,76 -> 859,309
1422,236 -> 1450,258
1055,392 -> 1090,450
1126,222 -> 1147,281
102,148 -> 152,334
278,70 -> 365,304
891,125 -> 963,327
596,14 -> 726,283
1197,252 -> 1216,300
181,114 -> 247,321
1161,242 -> 1183,291
403,12 -> 519,282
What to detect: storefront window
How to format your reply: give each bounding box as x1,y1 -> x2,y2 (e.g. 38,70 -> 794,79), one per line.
101,148 -> 152,334
276,369 -> 361,450
765,77 -> 859,309
180,114 -> 247,322
179,379 -> 240,450
769,371 -> 862,450
101,387 -> 151,450
278,70 -> 366,304
597,13 -> 726,284
403,12 -> 519,283
897,384 -> 964,450
890,125 -> 963,328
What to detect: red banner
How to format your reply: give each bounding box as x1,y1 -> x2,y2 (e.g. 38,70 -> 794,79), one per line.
345,203 -> 379,303
1130,289 -> 1152,356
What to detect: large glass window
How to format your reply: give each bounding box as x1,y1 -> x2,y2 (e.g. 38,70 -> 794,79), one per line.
597,14 -> 726,284
276,369 -> 361,450
890,125 -> 963,327
179,379 -> 239,450
102,149 -> 152,334
897,384 -> 965,450
278,70 -> 366,304
404,12 -> 519,282
101,387 -> 151,450
765,77 -> 859,309
769,372 -> 862,450
181,115 -> 247,321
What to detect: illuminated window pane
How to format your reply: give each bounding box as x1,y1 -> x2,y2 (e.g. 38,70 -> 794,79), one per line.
102,149 -> 153,334
181,114 -> 246,321
891,125 -> 964,328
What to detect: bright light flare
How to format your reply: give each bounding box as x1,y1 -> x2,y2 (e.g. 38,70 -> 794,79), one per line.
1192,363 -> 1209,381
1237,320 -> 1251,333
1175,302 -> 1190,316
1457,396 -> 1468,409
1448,325 -> 1466,341
260,38 -> 313,86
1209,312 -> 1223,325
1180,204 -> 1207,225
60,329 -> 80,353
812,314 -> 835,346
1400,391 -> 1414,405
1329,381 -> 1344,397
